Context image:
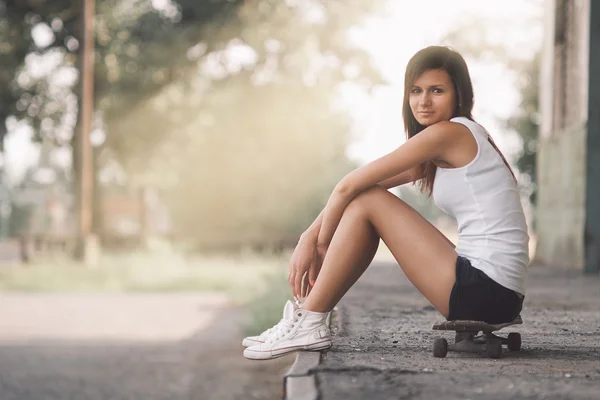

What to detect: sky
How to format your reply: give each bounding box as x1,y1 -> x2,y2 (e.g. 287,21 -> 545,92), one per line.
2,0 -> 544,184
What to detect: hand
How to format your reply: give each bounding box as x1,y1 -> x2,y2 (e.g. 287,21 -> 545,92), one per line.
288,235 -> 319,300
305,244 -> 327,297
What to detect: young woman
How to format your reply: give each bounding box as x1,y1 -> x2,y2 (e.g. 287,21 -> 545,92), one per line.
243,46 -> 529,360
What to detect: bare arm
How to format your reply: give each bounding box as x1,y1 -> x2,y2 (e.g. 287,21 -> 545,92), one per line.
316,121 -> 464,249
300,169 -> 420,244
299,209 -> 325,244
378,169 -> 421,189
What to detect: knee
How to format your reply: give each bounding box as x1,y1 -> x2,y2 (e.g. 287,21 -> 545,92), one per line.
345,185 -> 387,216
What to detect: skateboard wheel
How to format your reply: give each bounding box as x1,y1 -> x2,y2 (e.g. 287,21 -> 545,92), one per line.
485,338 -> 502,358
433,338 -> 448,358
507,332 -> 521,351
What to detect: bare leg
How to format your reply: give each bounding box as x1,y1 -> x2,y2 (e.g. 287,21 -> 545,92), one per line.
303,186 -> 458,317
303,202 -> 380,310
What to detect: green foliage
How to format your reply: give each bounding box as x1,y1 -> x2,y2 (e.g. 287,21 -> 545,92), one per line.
0,250 -> 284,297
0,1 -> 80,144
102,1 -> 385,247
0,0 -> 382,143
1,0 -> 385,248
0,0 -> 244,145
245,265 -> 291,336
94,0 -> 244,122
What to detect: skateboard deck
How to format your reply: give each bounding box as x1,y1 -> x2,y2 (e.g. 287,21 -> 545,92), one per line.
432,315 -> 523,333
431,315 -> 524,358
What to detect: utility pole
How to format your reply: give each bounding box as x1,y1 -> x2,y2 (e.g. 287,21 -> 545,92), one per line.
74,0 -> 99,264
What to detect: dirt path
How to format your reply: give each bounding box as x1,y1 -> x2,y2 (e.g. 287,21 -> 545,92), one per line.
0,293 -> 293,400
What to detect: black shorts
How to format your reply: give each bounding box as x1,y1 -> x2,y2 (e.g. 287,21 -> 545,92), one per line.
447,256 -> 524,324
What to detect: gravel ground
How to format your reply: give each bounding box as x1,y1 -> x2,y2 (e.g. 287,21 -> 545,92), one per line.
0,294 -> 293,400
315,262 -> 600,400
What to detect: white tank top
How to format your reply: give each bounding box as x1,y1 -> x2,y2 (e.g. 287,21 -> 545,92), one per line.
432,117 -> 529,295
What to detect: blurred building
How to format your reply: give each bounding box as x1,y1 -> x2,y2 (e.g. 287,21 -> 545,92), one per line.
537,0 -> 599,272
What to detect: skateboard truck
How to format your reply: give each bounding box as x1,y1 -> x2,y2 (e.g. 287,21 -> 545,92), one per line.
431,315 -> 523,359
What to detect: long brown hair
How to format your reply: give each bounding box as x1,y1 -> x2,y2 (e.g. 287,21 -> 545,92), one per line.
402,46 -> 516,195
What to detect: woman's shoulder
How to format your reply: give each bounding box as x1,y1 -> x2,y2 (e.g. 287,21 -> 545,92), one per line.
449,117 -> 488,139
449,116 -> 476,128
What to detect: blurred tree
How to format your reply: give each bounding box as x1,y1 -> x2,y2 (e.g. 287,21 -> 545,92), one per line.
0,0 -> 386,248
104,1 -> 384,175
105,1 -> 387,247
0,0 -> 80,146
162,76 -> 360,248
0,0 -> 244,246
0,0 -> 243,147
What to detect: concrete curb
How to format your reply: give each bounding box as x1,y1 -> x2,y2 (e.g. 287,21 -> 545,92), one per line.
283,351 -> 321,400
283,307 -> 340,400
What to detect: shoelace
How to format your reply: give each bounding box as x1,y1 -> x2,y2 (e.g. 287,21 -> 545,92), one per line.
266,313 -> 303,343
261,320 -> 286,337
260,302 -> 303,340
270,319 -> 295,342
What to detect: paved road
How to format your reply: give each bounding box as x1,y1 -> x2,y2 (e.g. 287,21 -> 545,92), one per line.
316,263 -> 600,400
0,293 -> 293,400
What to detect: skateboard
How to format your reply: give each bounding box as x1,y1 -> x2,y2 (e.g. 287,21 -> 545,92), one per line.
431,315 -> 523,359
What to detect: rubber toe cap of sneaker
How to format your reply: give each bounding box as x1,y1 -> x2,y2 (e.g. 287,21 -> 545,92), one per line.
243,346 -> 272,360
242,337 -> 262,347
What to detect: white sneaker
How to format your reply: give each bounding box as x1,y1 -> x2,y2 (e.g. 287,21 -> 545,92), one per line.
243,308 -> 332,360
242,300 -> 299,347
242,300 -> 333,348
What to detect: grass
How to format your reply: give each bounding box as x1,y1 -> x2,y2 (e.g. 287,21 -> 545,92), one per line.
244,267 -> 293,336
0,246 -> 297,336
0,240 -> 410,338
0,249 -> 289,303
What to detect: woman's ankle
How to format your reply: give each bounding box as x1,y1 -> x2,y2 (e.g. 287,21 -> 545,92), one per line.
299,301 -> 332,313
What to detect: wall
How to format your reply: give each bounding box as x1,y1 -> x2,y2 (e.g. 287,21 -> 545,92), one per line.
536,0 -> 591,269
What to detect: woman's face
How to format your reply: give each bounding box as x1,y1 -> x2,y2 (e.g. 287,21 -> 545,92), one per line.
409,68 -> 457,126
